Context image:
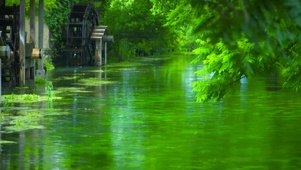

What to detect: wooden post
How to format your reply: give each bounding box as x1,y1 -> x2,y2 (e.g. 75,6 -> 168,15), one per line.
37,0 -> 45,78
20,0 -> 26,85
0,32 -> 2,102
39,0 -> 44,49
95,41 -> 99,65
0,59 -> 1,104
99,38 -> 102,66
30,0 -> 35,45
104,42 -> 107,65
30,0 -> 36,81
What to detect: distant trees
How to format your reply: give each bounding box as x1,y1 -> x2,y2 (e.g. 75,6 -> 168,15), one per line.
102,0 -> 179,60
42,0 -> 179,61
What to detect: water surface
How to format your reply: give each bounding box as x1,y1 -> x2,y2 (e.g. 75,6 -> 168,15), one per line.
1,55 -> 301,170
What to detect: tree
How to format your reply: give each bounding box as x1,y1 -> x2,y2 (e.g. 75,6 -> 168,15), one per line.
102,0 -> 179,60
43,0 -> 75,65
152,0 -> 301,102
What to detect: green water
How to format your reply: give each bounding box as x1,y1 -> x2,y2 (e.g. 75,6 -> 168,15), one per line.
1,55 -> 301,170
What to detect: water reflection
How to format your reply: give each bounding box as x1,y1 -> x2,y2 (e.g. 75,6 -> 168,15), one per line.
1,55 -> 301,169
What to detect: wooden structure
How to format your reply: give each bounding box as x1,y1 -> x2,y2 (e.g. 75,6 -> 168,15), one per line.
0,3 -> 21,86
65,3 -> 99,66
64,3 -> 113,66
91,26 -> 114,66
0,58 -> 1,101
0,0 -> 45,88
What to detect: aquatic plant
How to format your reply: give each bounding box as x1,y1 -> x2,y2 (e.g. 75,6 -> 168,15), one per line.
53,75 -> 79,81
1,107 -> 70,133
0,99 -> 11,108
1,93 -> 48,103
86,69 -> 105,73
35,77 -> 47,84
75,78 -> 115,86
46,81 -> 54,99
55,87 -> 91,94
43,55 -> 55,71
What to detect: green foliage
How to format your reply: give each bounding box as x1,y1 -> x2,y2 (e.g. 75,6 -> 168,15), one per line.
151,0 -> 301,101
117,39 -> 137,60
103,0 -> 178,60
44,0 -> 76,59
43,48 -> 55,70
35,77 -> 47,84
43,57 -> 55,71
192,37 -> 253,101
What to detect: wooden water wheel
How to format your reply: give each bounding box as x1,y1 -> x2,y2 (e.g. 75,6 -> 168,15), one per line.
65,3 -> 99,66
0,4 -> 20,86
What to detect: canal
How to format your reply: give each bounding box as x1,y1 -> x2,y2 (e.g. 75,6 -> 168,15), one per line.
1,55 -> 301,169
